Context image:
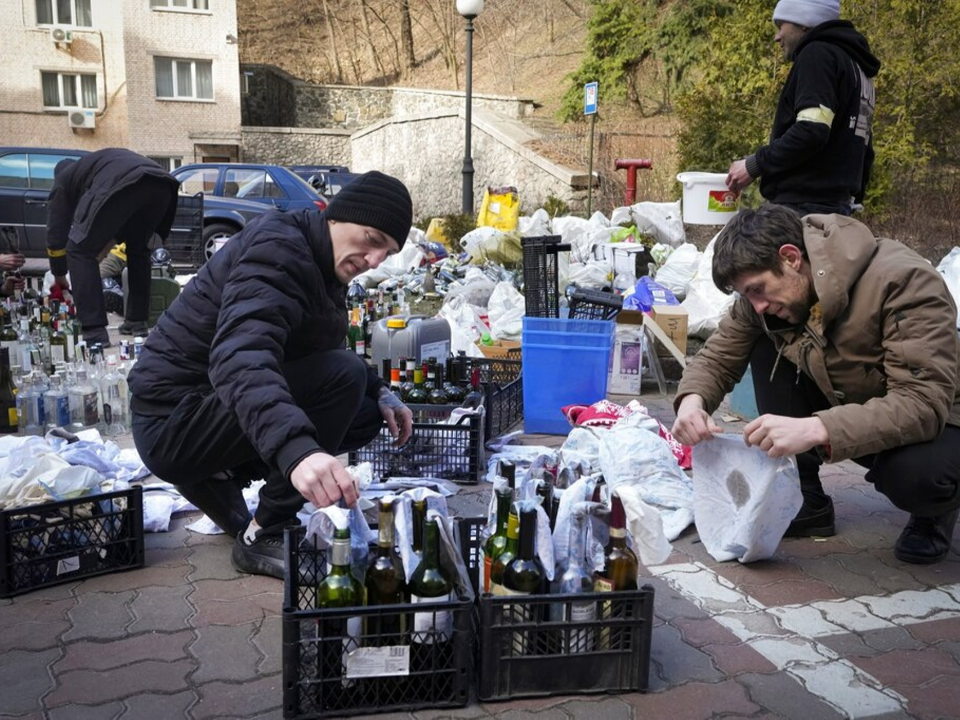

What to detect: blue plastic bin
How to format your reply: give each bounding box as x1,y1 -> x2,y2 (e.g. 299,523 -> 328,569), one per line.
521,317 -> 615,434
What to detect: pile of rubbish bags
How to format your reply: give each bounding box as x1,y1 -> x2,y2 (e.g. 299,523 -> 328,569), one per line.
352,198 -> 735,359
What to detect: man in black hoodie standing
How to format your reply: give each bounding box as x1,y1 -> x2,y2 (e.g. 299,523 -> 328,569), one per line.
726,0 -> 881,215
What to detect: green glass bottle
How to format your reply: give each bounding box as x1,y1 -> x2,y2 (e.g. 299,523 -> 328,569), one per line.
365,499 -> 407,643
400,357 -> 416,400
0,348 -> 18,434
488,508 -> 519,595
317,527 -> 364,685
482,485 -> 512,593
426,361 -> 448,405
411,498 -> 427,560
406,367 -> 428,404
408,516 -> 454,646
49,316 -> 67,371
502,508 -> 547,595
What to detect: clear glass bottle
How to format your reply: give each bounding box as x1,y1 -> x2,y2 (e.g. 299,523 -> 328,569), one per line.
68,366 -> 99,430
16,371 -> 43,436
100,355 -> 127,437
0,347 -> 18,434
43,373 -> 70,431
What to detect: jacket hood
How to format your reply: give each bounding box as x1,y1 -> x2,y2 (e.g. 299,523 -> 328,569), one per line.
798,20 -> 881,77
802,214 -> 877,326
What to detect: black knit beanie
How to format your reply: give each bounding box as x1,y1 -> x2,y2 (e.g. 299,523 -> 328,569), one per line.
324,170 -> 413,248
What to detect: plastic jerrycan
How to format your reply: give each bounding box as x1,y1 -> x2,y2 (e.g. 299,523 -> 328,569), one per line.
370,315 -> 451,379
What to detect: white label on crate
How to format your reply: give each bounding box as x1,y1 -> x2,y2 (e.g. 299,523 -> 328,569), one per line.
345,645 -> 410,679
57,556 -> 80,575
410,592 -> 453,643
419,340 -> 450,366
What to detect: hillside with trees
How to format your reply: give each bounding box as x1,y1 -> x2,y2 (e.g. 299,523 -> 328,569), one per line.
238,0 -> 960,258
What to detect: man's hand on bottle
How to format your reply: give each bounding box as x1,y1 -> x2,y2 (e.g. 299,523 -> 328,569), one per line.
290,451 -> 359,508
1,276 -> 24,297
378,386 -> 413,446
671,394 -> 723,446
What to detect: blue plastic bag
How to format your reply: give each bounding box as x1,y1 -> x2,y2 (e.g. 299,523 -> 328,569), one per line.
623,276 -> 679,312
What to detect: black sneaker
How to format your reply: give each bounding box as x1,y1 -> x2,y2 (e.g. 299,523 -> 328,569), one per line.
784,496 -> 836,538
894,508 -> 959,564
231,521 -> 292,579
119,320 -> 149,337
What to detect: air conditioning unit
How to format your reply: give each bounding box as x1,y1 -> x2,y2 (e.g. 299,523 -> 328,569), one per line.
68,110 -> 96,129
50,26 -> 73,44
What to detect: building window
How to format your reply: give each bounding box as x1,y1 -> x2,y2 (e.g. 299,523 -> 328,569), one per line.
36,0 -> 92,26
150,0 -> 209,10
148,156 -> 183,172
41,72 -> 97,109
155,57 -> 213,100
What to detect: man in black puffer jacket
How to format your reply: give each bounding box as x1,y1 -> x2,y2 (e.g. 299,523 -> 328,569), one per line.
46,148 -> 180,345
129,171 -> 414,578
726,0 -> 880,215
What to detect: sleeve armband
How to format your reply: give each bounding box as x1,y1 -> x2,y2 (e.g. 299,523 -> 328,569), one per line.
47,248 -> 67,258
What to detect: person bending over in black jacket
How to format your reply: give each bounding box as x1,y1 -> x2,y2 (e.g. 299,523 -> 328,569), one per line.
46,149 -> 180,345
128,171 -> 415,579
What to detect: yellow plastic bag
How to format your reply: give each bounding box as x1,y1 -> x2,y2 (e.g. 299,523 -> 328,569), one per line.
477,186 -> 520,232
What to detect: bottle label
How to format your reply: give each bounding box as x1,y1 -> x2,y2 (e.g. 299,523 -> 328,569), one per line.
567,601 -> 597,653
356,340 -> 365,356
51,345 -> 65,365
490,583 -> 527,597
103,403 -> 113,426
82,391 -> 98,426
410,592 -> 453,644
482,556 -> 492,593
345,645 -> 410,679
594,577 -> 614,593
54,396 -> 70,427
7,406 -> 17,428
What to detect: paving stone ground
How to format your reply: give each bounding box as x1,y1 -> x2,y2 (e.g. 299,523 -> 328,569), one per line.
3,351 -> 959,719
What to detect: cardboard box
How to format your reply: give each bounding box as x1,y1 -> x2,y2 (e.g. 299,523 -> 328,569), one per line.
479,339 -> 521,359
651,304 -> 688,355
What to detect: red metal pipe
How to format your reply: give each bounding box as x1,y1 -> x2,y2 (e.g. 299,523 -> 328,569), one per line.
614,158 -> 654,205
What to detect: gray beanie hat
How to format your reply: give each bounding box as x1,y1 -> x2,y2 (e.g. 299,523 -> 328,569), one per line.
324,170 -> 413,248
773,0 -> 840,28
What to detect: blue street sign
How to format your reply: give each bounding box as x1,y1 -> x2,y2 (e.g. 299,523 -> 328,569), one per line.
584,81 -> 598,115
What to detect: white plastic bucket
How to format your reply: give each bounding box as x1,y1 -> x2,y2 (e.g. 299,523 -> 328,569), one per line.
676,172 -> 741,225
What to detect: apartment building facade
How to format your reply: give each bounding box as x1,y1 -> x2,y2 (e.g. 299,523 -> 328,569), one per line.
0,0 -> 242,169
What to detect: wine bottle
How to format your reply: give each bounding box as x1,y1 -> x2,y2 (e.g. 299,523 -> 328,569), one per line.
410,498 -> 427,560
594,494 -> 638,593
406,367 -> 428,404
461,366 -> 483,410
536,472 -> 555,531
0,348 -> 18,434
408,516 -> 454,647
347,307 -> 364,356
500,460 -> 517,502
426,361 -> 448,405
365,499 -> 407,643
501,508 -> 547,654
488,508 -> 519,595
390,367 -> 403,400
317,527 -> 364,687
400,357 -> 416,399
594,493 -> 639,650
482,484 -> 512,593
554,506 -> 597,652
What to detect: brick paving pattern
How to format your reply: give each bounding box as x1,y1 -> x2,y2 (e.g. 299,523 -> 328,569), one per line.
2,387 -> 959,719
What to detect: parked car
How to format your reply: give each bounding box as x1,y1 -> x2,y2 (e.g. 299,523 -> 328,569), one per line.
0,147 -> 270,268
172,162 -> 328,214
288,165 -> 360,200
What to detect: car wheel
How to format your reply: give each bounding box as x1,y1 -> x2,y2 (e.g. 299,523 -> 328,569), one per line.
202,222 -> 239,262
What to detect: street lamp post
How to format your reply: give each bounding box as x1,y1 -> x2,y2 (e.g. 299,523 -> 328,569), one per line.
457,0 -> 484,216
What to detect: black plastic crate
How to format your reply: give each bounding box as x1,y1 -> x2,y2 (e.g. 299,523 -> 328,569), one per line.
568,287 -> 623,322
282,527 -> 473,719
447,356 -> 524,440
458,517 -> 654,702
521,235 -> 570,319
348,405 -> 484,484
0,486 -> 145,598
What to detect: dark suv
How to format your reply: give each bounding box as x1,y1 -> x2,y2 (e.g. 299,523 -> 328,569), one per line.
0,147 -> 269,268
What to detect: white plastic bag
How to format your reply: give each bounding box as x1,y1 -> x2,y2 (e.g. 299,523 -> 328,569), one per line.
519,208 -> 551,237
486,281 -> 525,340
597,414 -> 694,540
682,232 -> 736,339
654,243 -> 700,300
630,200 -> 685,246
692,434 -> 802,563
438,294 -> 487,356
937,247 -> 960,329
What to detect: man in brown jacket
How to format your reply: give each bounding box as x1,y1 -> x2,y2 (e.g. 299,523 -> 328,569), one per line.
672,205 -> 960,564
